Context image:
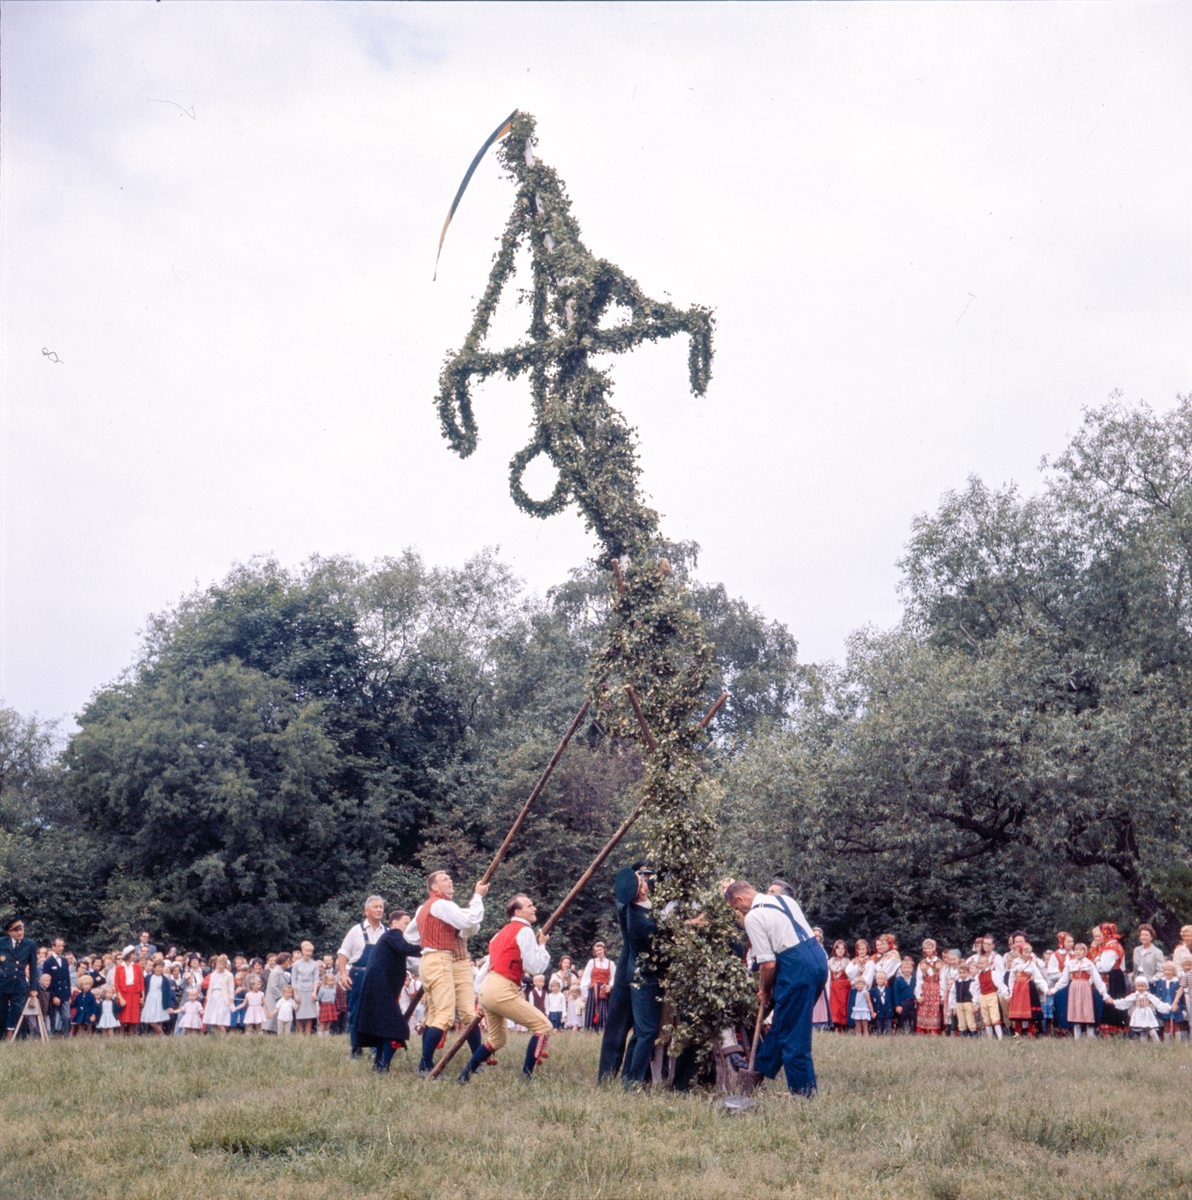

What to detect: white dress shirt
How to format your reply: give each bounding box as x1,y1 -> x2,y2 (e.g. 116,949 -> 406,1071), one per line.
405,892 -> 485,946
742,893 -> 815,964
336,919 -> 386,966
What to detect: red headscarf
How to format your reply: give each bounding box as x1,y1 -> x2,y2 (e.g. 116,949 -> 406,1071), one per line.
1100,923 -> 1124,969
1054,931 -> 1071,968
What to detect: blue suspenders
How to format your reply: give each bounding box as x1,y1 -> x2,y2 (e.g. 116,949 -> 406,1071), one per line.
759,896 -> 813,945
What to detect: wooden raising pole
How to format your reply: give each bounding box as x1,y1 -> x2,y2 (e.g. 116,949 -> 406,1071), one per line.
623,684 -> 656,751
400,702 -> 588,1035
480,699 -> 591,887
700,691 -> 728,728
427,797 -> 648,1079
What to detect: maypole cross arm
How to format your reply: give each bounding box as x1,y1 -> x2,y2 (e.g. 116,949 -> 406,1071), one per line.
433,110 -> 713,559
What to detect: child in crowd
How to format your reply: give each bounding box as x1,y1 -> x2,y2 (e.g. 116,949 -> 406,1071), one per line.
950,961 -> 978,1037
1048,943 -> 1109,1038
1150,961 -> 1184,1042
546,979 -> 566,1030
172,988 -> 205,1034
243,976 -> 267,1032
317,972 -> 339,1035
850,973 -> 874,1037
229,972 -> 247,1033
973,955 -> 1008,1040
273,985 -> 296,1034
892,955 -> 917,1033
528,974 -> 548,1015
96,986 -> 121,1036
870,972 -> 894,1035
1112,974 -> 1171,1042
71,974 -> 98,1035
565,984 -> 584,1031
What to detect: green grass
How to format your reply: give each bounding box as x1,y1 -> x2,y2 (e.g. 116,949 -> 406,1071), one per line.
3,1032 -> 1192,1199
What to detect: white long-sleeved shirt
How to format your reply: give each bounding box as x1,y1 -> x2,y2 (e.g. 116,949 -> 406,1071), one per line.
546,990 -> 566,1014
971,966 -> 1010,1000
1005,956 -> 1049,995
404,893 -> 485,946
580,957 -> 616,999
1049,958 -> 1110,997
1112,991 -> 1171,1028
475,919 -> 550,986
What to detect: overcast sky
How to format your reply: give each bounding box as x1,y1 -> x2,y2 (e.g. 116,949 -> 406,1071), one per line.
2,1 -> 1189,724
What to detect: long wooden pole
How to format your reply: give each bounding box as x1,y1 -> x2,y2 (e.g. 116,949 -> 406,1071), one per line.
480,699 -> 591,886
427,797 -> 648,1079
399,702 -> 588,1034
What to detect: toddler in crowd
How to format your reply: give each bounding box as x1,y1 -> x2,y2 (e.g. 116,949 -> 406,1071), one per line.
1150,960 -> 1184,1041
273,985 -> 297,1034
243,977 -> 267,1032
546,979 -> 565,1030
869,971 -> 894,1034
1112,974 -> 1171,1042
71,974 -> 98,1035
172,988 -> 205,1034
317,972 -> 339,1035
565,984 -> 584,1031
850,973 -> 874,1037
950,961 -> 978,1037
96,986 -> 121,1035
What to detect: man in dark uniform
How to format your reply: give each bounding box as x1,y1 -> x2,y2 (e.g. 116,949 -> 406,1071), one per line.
620,869 -> 661,1088
597,865 -> 640,1082
42,938 -> 72,1036
1,918 -> 39,1039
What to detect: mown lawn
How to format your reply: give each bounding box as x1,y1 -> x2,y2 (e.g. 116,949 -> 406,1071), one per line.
2,1031 -> 1191,1200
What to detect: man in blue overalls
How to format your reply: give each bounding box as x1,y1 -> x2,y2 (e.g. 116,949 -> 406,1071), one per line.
336,895 -> 386,1057
725,879 -> 828,1097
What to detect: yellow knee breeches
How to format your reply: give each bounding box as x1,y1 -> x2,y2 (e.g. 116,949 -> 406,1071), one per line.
420,952 -> 475,1031
478,973 -> 553,1051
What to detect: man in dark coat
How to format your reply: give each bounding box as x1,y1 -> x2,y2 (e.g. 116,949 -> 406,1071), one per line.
0,917 -> 38,1040
354,915 -> 421,1073
620,870 -> 661,1088
42,938 -> 72,1036
598,865 -> 644,1082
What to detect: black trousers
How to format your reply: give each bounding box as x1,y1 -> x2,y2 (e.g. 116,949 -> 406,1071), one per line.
597,974 -> 634,1082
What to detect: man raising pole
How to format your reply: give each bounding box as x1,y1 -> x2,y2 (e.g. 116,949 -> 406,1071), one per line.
724,879 -> 828,1098
406,871 -> 488,1076
457,893 -> 553,1083
336,894 -> 386,1058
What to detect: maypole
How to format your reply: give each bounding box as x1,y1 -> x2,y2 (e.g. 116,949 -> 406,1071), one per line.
433,111 -> 752,1067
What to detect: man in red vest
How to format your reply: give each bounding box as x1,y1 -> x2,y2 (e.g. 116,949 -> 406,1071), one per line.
406,871 -> 488,1076
457,893 -> 553,1083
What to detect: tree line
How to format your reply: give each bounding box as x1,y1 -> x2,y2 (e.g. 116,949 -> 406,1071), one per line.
3,395 -> 1190,954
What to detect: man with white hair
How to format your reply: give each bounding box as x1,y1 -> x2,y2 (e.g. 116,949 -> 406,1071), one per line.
337,894 -> 386,1057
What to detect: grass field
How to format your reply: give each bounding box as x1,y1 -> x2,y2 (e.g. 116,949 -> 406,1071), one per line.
3,1031 -> 1191,1200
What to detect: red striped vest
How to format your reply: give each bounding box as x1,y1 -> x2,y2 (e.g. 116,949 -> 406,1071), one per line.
417,895 -> 467,961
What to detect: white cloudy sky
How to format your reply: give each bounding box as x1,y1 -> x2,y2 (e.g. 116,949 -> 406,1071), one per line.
2,1 -> 1189,723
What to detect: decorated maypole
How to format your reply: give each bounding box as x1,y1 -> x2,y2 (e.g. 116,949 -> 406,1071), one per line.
434,111 -> 752,1069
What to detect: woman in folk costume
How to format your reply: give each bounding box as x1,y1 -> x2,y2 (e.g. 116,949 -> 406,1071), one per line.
1045,933 -> 1075,1036
810,929 -> 831,1030
1096,923 -> 1130,1035
914,940 -> 945,1034
875,934 -> 902,987
1047,942 -> 1109,1038
827,940 -> 852,1031
203,954 -> 235,1033
113,947 -> 144,1036
1006,943 -> 1048,1036
580,941 -> 616,1032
